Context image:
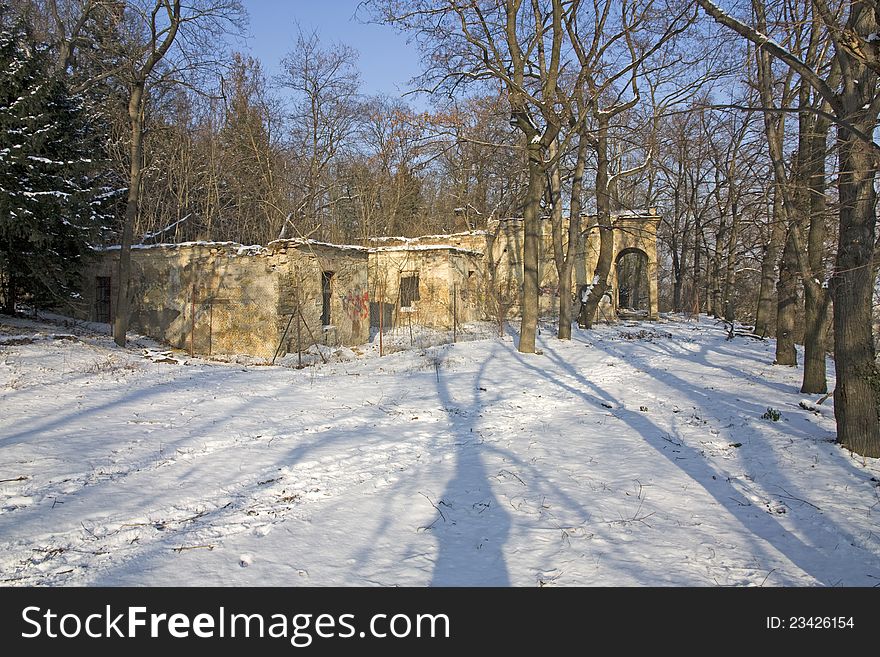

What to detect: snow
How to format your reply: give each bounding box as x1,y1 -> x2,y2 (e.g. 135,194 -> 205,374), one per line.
580,275 -> 601,302
96,241 -> 268,255
95,239 -> 369,255
1,313 -> 878,586
268,239 -> 368,253
370,244 -> 483,255
369,231 -> 488,244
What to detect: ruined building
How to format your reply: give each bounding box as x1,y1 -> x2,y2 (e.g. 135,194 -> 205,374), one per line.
75,211 -> 659,358
367,209 -> 660,329
76,240 -> 369,360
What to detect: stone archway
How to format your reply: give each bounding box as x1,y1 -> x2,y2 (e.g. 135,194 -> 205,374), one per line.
608,212 -> 660,320
615,248 -> 650,317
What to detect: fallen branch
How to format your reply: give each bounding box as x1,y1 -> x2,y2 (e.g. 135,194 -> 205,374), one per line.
498,469 -> 526,486
775,486 -> 821,511
172,544 -> 215,553
419,492 -> 447,522
81,522 -> 99,540
0,475 -> 28,484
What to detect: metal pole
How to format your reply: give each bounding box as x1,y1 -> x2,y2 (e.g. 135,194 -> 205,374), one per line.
295,274 -> 302,368
208,297 -> 213,357
190,283 -> 195,358
453,283 -> 457,343
378,281 -> 384,357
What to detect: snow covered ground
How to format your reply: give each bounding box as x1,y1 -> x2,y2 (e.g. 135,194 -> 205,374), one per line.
1,313 -> 878,586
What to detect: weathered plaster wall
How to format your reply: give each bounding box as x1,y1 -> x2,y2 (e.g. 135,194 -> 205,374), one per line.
368,247 -> 483,330
485,211 -> 660,321
77,240 -> 369,359
269,240 -> 370,350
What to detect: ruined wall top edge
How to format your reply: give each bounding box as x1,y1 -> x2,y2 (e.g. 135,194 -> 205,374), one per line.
92,238 -> 370,259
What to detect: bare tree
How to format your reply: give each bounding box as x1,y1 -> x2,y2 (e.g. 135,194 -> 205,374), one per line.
372,0 -> 567,354
697,0 -> 880,456
278,28 -> 361,241
95,0 -> 245,346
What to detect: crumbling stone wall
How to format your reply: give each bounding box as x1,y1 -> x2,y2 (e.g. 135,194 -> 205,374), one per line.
269,240 -> 370,350
76,240 -> 369,359
486,211 -> 660,321
75,213 -> 658,359
368,246 -> 483,331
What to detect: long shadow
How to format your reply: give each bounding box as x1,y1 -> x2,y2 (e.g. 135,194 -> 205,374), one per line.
0,365 -> 241,447
529,326 -> 872,585
1,359 -> 423,546
4,363 -> 477,584
339,339 -> 598,585
428,345 -> 511,585
593,338 -> 821,443
594,322 -> 799,396
12,320 -> 870,586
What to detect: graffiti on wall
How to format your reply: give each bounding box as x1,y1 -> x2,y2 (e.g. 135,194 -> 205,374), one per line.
342,287 -> 369,321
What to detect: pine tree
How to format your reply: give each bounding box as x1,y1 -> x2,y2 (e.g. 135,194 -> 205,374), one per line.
0,9 -> 115,314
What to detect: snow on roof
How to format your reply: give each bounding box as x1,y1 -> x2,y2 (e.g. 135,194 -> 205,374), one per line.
94,241 -> 268,255
93,238 -> 369,257
370,244 -> 483,256
267,238 -> 368,253
91,232 -> 501,259
491,211 -> 658,223
612,209 -> 659,219
369,230 -> 487,244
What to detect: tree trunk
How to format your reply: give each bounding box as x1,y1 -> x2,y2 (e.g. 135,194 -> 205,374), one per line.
754,214 -> 785,336
800,111 -> 831,394
518,143 -> 544,353
671,164 -> 685,312
710,224 -> 723,317
3,273 -> 15,315
578,116 -> 613,328
722,201 -> 738,322
690,212 -> 702,315
775,228 -> 798,366
556,139 -> 586,340
832,124 -> 880,456
113,83 -> 145,347
801,284 -> 830,393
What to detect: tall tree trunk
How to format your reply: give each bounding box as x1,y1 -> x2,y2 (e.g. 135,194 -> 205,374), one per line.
556,139 -> 586,340
113,83 -> 145,347
754,213 -> 785,336
518,142 -> 545,353
800,111 -> 831,394
775,228 -> 798,366
671,163 -> 685,312
578,116 -> 613,328
710,223 -> 724,317
3,272 -> 15,315
723,201 -> 738,322
691,212 -> 702,315
802,284 -> 831,392
833,124 -> 880,456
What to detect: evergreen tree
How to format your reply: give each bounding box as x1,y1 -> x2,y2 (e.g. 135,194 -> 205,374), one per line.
0,9 -> 114,314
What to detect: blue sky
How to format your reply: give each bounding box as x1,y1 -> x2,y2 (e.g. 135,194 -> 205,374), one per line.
242,0 -> 423,99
